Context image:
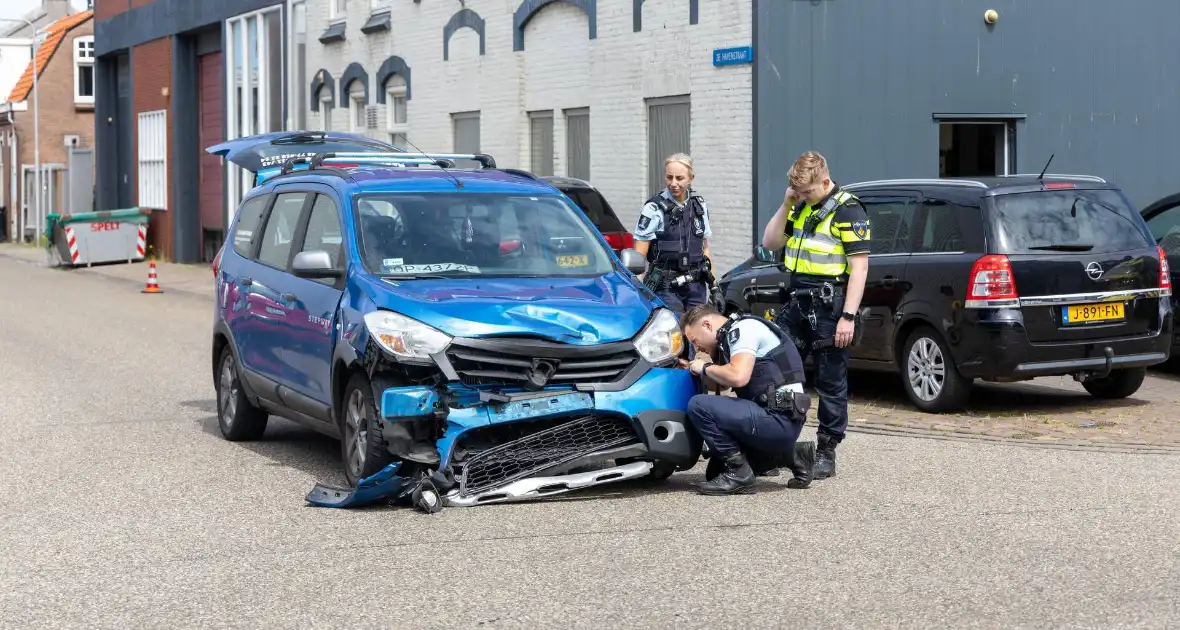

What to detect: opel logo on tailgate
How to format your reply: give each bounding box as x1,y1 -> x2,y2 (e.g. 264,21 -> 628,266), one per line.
1085,262 -> 1104,280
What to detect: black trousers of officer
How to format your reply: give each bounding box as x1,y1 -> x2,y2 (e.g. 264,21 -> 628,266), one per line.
655,279 -> 710,315
686,394 -> 804,457
777,293 -> 850,443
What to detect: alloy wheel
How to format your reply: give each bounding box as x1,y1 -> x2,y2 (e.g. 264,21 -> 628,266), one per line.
219,355 -> 239,426
907,337 -> 946,402
344,388 -> 368,479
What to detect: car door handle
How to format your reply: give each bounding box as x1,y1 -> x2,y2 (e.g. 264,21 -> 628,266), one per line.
281,292 -> 297,302
241,277 -> 253,286
881,276 -> 896,288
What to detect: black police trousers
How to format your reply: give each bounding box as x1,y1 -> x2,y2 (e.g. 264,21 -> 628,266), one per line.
686,394 -> 804,457
776,294 -> 850,443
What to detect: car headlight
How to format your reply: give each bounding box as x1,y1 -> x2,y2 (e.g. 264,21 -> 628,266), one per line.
633,308 -> 685,364
363,310 -> 452,361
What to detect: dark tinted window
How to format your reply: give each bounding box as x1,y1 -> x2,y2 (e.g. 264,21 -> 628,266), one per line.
990,189 -> 1153,254
298,195 -> 344,283
257,192 -> 309,269
916,198 -> 970,253
560,188 -> 625,232
1145,204 -> 1180,257
232,194 -> 270,257
860,195 -> 917,254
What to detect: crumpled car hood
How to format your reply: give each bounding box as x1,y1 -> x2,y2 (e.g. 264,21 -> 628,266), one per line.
358,272 -> 657,344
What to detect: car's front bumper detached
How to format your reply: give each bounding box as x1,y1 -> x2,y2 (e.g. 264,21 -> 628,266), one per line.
305,367 -> 699,512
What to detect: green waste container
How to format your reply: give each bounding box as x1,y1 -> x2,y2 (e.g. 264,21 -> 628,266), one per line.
46,208 -> 151,267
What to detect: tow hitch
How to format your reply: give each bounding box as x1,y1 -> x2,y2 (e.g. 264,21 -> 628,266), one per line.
1073,346 -> 1115,382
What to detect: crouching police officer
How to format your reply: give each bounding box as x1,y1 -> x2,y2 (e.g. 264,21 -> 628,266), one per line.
633,153 -> 721,315
761,151 -> 870,480
678,304 -> 818,495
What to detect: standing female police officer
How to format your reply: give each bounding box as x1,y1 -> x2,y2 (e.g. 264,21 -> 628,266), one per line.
632,153 -> 717,315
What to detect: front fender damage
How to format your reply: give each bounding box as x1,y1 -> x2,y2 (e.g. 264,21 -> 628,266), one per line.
306,384 -> 662,513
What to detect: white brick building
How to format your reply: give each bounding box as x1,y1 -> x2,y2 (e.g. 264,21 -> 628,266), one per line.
299,0 -> 753,272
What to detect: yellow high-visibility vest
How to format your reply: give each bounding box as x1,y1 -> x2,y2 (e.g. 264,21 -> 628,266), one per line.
782,189 -> 866,278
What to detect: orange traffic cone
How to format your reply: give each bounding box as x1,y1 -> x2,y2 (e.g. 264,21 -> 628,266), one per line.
142,261 -> 164,294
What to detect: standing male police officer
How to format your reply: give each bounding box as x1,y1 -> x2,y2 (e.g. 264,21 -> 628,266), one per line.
761,151 -> 870,480
678,304 -> 818,495
633,153 -> 719,314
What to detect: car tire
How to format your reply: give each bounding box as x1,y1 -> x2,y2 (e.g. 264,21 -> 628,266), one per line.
340,372 -> 397,488
215,346 -> 269,441
1081,367 -> 1146,399
647,461 -> 677,481
900,325 -> 972,414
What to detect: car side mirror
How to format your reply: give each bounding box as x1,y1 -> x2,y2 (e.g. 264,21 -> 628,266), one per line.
754,246 -> 780,263
619,248 -> 647,275
292,250 -> 342,279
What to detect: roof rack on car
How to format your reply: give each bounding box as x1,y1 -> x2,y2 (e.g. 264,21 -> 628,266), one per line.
391,152 -> 498,169
847,178 -> 988,189
279,153 -> 443,175
1009,173 -> 1107,183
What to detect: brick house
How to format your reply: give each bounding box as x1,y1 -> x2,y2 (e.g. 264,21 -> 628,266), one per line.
0,10 -> 95,243
93,0 -> 295,264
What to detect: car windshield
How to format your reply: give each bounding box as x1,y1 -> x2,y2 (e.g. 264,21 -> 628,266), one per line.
990,189 -> 1153,254
353,192 -> 617,278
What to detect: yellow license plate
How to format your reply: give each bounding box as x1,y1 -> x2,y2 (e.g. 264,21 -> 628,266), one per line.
1062,302 -> 1124,324
556,254 -> 589,267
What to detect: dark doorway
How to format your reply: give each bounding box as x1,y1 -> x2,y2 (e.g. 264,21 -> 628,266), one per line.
115,53 -> 134,209
939,122 -> 1012,177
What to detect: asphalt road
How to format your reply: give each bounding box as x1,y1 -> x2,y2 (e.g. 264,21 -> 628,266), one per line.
2,253 -> 1179,629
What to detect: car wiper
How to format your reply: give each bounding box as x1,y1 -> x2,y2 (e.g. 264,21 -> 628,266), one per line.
1028,244 -> 1094,252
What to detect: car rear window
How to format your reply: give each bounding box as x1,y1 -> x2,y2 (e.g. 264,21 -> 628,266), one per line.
561,188 -> 625,232
988,189 -> 1153,254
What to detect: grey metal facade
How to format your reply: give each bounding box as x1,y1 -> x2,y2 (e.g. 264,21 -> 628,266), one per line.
753,0 -> 1180,240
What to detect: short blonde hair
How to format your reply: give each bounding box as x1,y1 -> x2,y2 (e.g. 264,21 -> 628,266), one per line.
665,153 -> 694,176
788,151 -> 829,188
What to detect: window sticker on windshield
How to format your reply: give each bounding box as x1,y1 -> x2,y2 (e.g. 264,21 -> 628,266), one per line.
384,263 -> 481,274
556,254 -> 590,268
382,258 -> 404,267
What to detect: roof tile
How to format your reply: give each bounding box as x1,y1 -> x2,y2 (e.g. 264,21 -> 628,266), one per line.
7,10 -> 94,103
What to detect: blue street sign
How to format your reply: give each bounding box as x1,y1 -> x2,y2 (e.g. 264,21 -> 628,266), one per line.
713,46 -> 753,67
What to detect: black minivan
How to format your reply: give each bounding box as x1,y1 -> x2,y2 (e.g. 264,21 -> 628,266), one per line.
719,175 -> 1173,413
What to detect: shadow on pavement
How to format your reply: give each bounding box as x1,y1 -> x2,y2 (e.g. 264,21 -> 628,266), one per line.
179,400 -> 794,504
183,399 -> 345,486
841,370 -> 1154,417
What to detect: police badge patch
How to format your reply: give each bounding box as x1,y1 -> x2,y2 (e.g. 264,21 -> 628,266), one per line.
638,215 -> 652,231
727,327 -> 740,346
852,219 -> 870,240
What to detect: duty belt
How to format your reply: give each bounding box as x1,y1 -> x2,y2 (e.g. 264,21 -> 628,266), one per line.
780,281 -> 864,351
645,259 -> 713,291
754,384 -> 811,416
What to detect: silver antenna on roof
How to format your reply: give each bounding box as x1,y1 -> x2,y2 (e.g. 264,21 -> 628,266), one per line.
397,137 -> 464,189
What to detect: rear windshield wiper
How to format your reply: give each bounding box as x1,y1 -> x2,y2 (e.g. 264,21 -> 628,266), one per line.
1027,244 -> 1094,252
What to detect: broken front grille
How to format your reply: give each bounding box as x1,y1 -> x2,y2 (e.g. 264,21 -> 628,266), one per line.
458,414 -> 639,496
444,338 -> 640,387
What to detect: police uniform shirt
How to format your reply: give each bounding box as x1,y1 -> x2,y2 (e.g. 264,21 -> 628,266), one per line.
724,319 -> 805,393
634,188 -> 714,242
789,181 -> 872,284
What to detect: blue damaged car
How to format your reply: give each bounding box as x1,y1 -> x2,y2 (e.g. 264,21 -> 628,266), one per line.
206,132 -> 701,511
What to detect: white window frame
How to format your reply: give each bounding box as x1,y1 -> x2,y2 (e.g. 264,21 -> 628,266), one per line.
329,0 -> 347,22
348,83 -> 366,133
224,5 -> 284,224
319,89 -> 334,132
386,79 -> 408,146
370,0 -> 389,10
73,36 -> 94,105
137,110 -> 167,210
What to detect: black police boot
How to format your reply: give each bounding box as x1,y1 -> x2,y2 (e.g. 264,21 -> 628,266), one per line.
813,434 -> 838,480
693,452 -> 756,495
704,452 -> 725,481
785,440 -> 815,489
744,448 -> 780,477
